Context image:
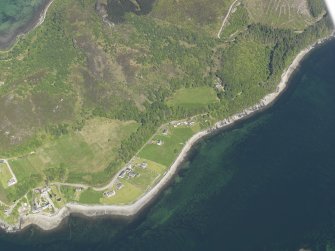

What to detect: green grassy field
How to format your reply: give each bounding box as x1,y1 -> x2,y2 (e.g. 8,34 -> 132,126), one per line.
166,87 -> 219,110
60,186 -> 77,202
10,118 -> 138,183
100,181 -> 142,205
139,126 -> 196,166
50,185 -> 65,208
0,162 -> 13,188
79,188 -> 101,204
0,185 -> 8,203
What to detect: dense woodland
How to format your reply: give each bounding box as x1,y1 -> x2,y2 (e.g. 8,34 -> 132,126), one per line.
307,0 -> 326,17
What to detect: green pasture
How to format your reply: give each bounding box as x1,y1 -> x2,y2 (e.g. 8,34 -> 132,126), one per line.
139,126 -> 195,166
166,87 -> 219,110
0,162 -> 13,188
9,119 -> 138,188
79,188 -> 102,204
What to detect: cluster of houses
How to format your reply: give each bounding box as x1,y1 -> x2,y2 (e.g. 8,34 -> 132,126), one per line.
103,161 -> 149,198
18,202 -> 30,215
170,121 -> 195,128
32,200 -> 50,214
118,164 -> 138,179
102,180 -> 123,198
31,187 -> 53,214
118,162 -> 147,179
103,190 -> 116,198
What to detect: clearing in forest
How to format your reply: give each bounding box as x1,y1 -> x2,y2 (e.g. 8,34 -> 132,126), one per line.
166,87 -> 219,110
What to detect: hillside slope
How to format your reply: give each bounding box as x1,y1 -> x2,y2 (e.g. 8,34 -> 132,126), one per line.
0,0 -> 332,225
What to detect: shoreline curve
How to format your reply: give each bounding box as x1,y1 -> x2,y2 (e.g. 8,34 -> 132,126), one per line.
0,33 -> 331,233
0,0 -> 54,51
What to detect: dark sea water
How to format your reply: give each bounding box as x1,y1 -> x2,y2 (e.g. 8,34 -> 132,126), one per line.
0,0 -> 49,49
1,34 -> 335,251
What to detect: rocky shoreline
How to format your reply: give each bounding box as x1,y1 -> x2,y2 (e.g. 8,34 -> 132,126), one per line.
0,0 -> 54,50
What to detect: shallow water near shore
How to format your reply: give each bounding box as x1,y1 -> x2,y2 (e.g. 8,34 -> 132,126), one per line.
0,0 -> 49,49
1,36 -> 335,251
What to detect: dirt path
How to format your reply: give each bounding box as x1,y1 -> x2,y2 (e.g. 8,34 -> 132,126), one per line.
217,0 -> 240,39
51,182 -> 89,189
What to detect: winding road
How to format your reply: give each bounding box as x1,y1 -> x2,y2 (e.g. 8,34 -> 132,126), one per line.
217,0 -> 240,39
